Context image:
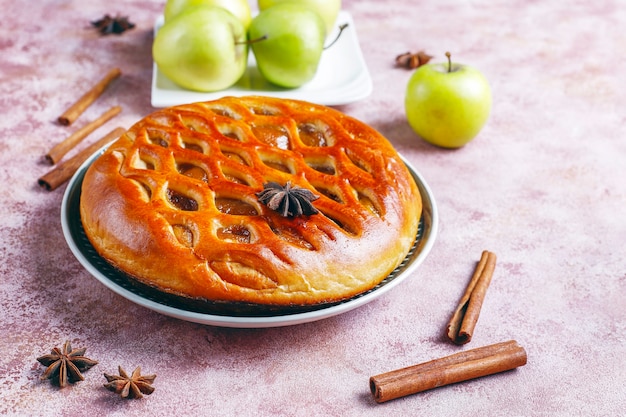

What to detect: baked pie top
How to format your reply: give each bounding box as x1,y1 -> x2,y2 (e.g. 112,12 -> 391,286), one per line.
80,96 -> 421,311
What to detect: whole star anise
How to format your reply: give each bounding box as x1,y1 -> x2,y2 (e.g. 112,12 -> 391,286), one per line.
104,366 -> 156,399
91,14 -> 135,35
256,181 -> 319,218
395,51 -> 433,69
36,340 -> 98,388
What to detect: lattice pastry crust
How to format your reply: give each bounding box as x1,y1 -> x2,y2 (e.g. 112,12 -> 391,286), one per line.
80,96 -> 421,312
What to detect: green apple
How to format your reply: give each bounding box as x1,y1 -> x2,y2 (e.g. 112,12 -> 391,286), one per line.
249,3 -> 326,88
258,0 -> 341,36
405,53 -> 492,148
153,6 -> 248,92
164,0 -> 252,28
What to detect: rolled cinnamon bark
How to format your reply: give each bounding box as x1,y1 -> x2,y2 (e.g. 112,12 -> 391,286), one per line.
57,67 -> 121,126
38,127 -> 125,191
446,250 -> 497,345
369,340 -> 527,403
45,105 -> 122,164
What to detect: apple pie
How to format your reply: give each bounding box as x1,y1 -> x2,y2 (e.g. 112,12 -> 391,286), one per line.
80,96 -> 421,314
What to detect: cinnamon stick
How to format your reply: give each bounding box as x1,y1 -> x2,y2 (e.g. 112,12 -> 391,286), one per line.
45,105 -> 122,164
38,127 -> 125,191
57,67 -> 121,126
369,340 -> 527,403
446,250 -> 497,345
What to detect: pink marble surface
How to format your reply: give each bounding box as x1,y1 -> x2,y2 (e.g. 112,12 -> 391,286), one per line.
1,0 -> 625,415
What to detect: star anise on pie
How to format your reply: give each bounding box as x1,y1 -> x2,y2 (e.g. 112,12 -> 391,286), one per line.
395,50 -> 433,69
104,366 -> 156,399
256,181 -> 319,218
91,14 -> 135,35
36,340 -> 98,388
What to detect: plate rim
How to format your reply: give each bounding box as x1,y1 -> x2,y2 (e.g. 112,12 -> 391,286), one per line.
61,150 -> 438,328
150,10 -> 373,108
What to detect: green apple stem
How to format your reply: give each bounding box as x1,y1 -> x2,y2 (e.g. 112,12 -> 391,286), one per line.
445,51 -> 452,73
323,23 -> 349,50
237,35 -> 268,45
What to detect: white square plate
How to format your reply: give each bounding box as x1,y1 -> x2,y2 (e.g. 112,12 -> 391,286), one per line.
151,11 -> 372,107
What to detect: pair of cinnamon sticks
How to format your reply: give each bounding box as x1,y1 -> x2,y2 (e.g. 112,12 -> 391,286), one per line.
370,250 -> 527,403
38,68 -> 125,191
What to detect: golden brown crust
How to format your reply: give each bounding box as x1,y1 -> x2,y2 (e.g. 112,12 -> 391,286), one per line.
80,96 -> 421,309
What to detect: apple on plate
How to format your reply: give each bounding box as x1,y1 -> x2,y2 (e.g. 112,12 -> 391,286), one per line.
258,0 -> 341,36
405,52 -> 492,148
249,3 -> 326,88
164,0 -> 252,28
153,6 -> 248,92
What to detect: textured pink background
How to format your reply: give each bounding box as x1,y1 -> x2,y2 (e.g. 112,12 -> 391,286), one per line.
1,0 -> 625,416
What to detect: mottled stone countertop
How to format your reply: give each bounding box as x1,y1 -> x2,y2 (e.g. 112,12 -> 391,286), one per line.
1,1 -> 625,416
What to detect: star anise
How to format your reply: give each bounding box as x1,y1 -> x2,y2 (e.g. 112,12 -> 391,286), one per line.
395,50 -> 433,69
36,340 -> 98,388
91,14 -> 135,35
256,181 -> 319,218
104,366 -> 156,399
